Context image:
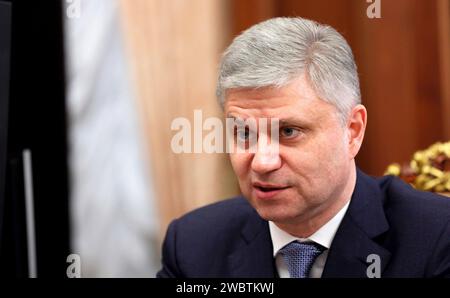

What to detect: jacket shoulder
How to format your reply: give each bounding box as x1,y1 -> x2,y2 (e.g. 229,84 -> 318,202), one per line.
175,196 -> 255,234
378,175 -> 450,276
157,196 -> 260,277
379,175 -> 450,222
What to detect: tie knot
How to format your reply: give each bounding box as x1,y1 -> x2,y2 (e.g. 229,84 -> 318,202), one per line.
279,241 -> 325,278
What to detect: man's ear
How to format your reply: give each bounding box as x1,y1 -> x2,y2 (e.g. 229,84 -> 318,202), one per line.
346,104 -> 367,159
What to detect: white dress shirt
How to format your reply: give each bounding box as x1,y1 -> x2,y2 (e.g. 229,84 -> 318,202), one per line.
269,200 -> 350,278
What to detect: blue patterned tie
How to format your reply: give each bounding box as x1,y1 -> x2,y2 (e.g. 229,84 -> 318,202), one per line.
279,241 -> 325,278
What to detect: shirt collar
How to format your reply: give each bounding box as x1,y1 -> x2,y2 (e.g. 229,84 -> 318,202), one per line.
269,200 -> 351,257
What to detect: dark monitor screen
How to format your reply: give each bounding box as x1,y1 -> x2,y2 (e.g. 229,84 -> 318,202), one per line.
0,0 -> 69,277
0,0 -> 11,241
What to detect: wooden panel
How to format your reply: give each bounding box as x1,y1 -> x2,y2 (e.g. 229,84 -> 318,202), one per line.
356,0 -> 420,174
413,0 -> 443,146
279,0 -> 356,42
438,0 -> 450,139
354,0 -> 445,175
230,0 -> 277,37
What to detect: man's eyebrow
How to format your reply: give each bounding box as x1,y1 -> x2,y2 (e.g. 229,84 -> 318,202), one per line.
226,114 -> 248,123
226,114 -> 244,120
227,114 -> 311,126
279,118 -> 306,125
277,117 -> 312,127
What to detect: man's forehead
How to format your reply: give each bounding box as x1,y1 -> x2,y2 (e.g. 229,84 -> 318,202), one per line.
226,85 -> 290,99
225,80 -> 322,112
225,96 -> 338,129
225,87 -> 301,106
224,96 -> 324,121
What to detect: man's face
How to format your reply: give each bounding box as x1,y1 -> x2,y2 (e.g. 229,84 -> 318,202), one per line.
225,75 -> 360,230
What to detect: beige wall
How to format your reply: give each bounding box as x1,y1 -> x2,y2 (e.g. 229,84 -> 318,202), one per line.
120,0 -> 239,238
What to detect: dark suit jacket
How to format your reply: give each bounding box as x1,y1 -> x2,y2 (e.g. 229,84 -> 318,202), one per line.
157,169 -> 450,277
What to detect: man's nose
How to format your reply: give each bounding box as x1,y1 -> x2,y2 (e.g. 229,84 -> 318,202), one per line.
250,138 -> 281,174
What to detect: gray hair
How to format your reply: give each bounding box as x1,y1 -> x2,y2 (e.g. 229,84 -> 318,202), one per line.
216,17 -> 361,124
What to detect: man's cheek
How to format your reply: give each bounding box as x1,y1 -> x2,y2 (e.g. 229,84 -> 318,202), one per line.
229,154 -> 240,172
230,154 -> 249,174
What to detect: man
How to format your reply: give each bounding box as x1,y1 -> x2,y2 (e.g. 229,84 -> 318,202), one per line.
157,17 -> 450,278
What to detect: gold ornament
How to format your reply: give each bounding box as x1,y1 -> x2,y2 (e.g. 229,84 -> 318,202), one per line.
385,141 -> 450,196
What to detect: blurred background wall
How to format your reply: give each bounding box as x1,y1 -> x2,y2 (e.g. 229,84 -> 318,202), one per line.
61,0 -> 449,276
120,0 -> 239,240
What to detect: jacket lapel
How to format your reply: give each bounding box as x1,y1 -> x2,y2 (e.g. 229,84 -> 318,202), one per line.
322,169 -> 391,278
228,209 -> 276,277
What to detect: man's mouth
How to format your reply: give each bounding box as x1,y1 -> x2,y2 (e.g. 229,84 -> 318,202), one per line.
252,182 -> 290,199
254,185 -> 290,192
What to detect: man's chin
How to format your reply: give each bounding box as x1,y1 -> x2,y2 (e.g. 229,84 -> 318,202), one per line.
253,206 -> 298,223
244,194 -> 304,222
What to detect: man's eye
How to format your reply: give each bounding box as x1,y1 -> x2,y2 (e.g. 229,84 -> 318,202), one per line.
280,127 -> 300,138
236,129 -> 249,140
236,128 -> 257,142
